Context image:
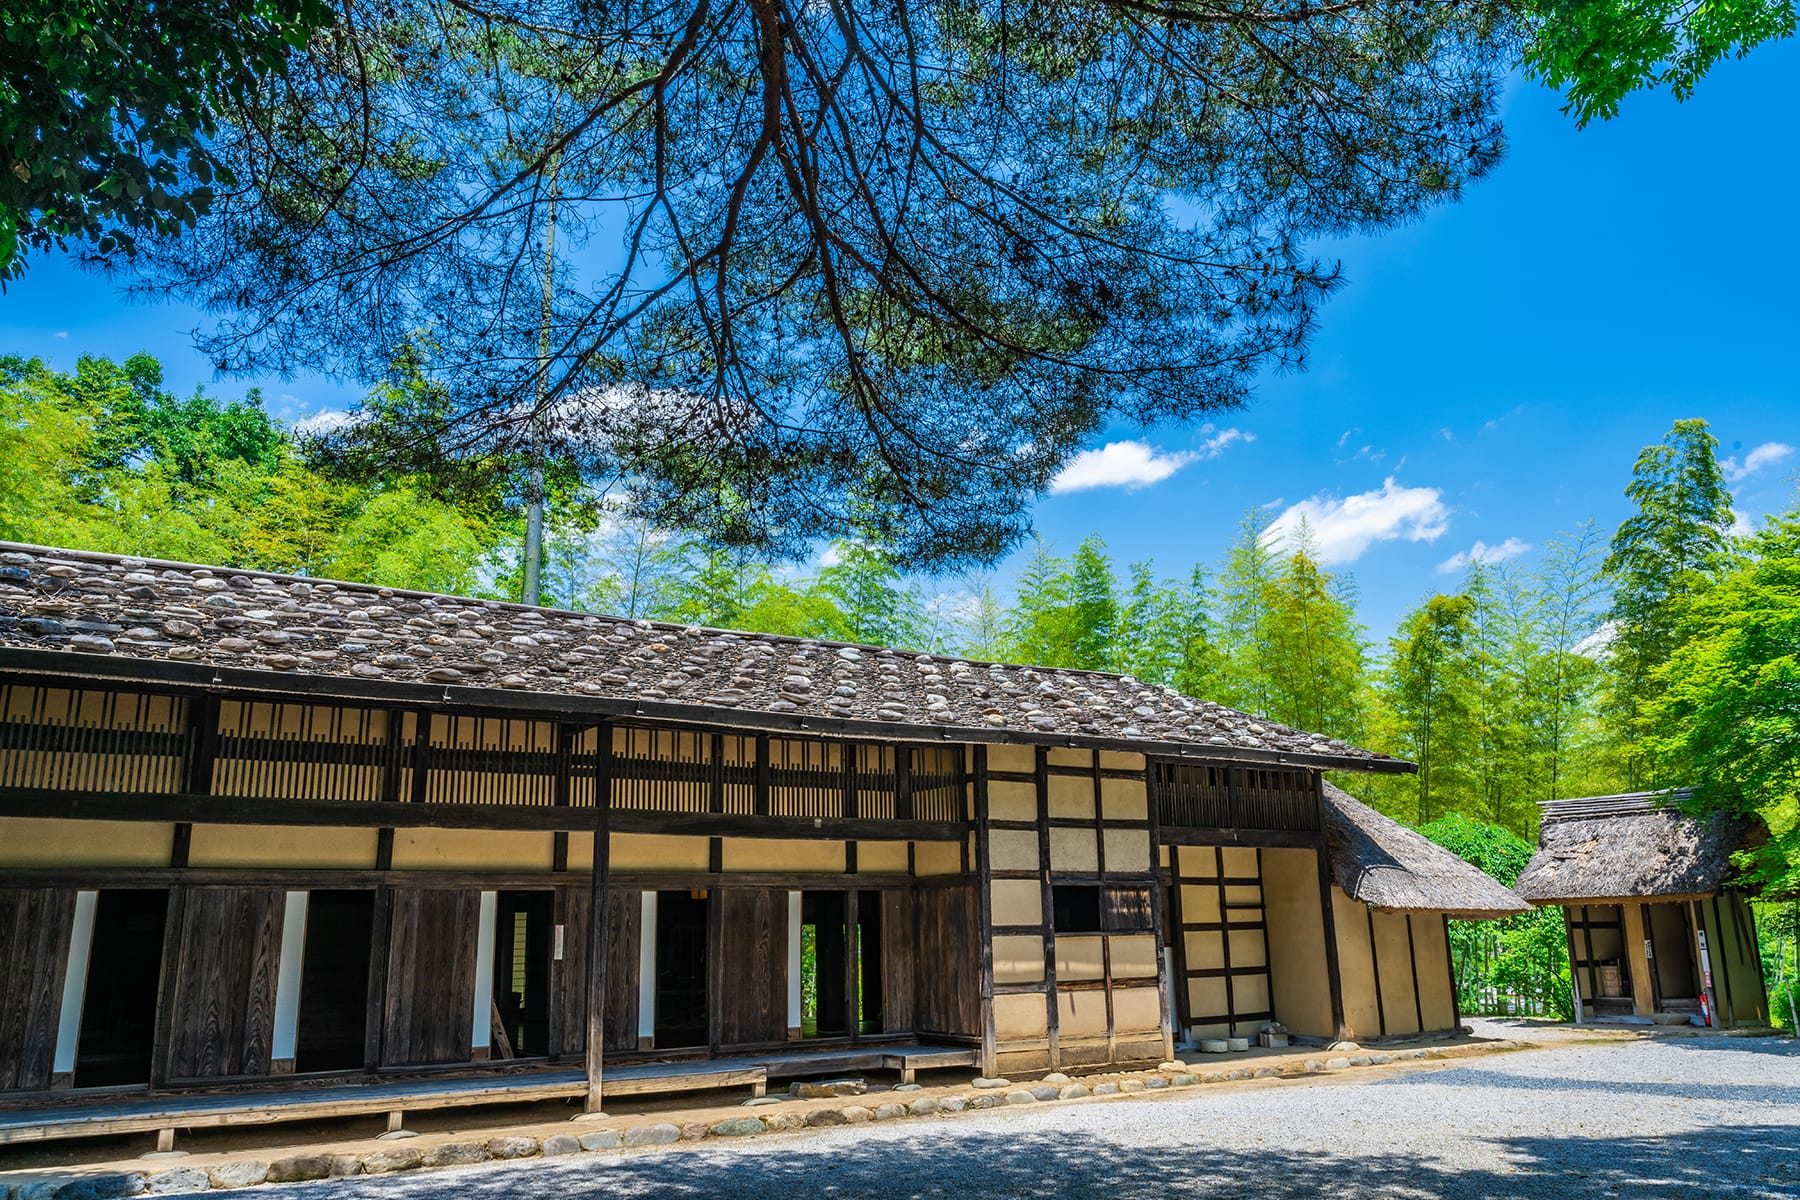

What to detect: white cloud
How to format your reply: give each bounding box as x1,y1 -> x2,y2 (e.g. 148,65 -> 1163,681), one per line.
1440,427 -> 1454,442
53,331 -> 69,339
1337,427 -> 1359,449
1437,536 -> 1532,575
1199,425 -> 1254,458
1574,620 -> 1618,659
292,409 -> 356,437
1266,477 -> 1451,565
1722,441 -> 1794,482
1728,509 -> 1756,539
1048,425 -> 1253,493
1049,440 -> 1195,493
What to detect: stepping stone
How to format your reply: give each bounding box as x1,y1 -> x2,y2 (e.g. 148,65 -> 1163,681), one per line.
970,1077 -> 1011,1089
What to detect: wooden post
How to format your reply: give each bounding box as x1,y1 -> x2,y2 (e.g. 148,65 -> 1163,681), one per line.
1311,775 -> 1346,1040
1145,761 -> 1175,1064
971,745 -> 997,1077
1405,913 -> 1424,1033
1034,747 -> 1060,1069
1442,915 -> 1462,1031
1368,906 -> 1387,1037
584,720 -> 612,1113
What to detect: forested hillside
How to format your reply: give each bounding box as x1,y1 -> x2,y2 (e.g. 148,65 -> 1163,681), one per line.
4,351 -> 1795,1021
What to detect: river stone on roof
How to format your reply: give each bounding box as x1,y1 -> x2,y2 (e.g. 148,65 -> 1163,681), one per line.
0,543 -> 1405,767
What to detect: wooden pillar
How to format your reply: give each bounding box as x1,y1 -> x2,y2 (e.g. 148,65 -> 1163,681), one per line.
1367,906 -> 1387,1037
1034,747 -> 1060,1069
1404,913 -> 1424,1033
1311,775 -> 1346,1040
1145,763 -> 1175,1063
1442,915 -> 1462,1030
971,745 -> 997,1077
584,721 -> 612,1113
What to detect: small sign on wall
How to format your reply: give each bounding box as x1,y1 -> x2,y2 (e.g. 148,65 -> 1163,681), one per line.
1644,938 -> 1654,960
553,924 -> 565,961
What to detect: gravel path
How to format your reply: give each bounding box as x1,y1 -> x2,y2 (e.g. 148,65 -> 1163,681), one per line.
256,1037 -> 1800,1199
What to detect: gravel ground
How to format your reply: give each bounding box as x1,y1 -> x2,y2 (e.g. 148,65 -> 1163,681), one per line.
245,1036 -> 1800,1200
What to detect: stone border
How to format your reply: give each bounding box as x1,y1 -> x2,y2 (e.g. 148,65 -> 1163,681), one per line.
0,1043 -> 1525,1199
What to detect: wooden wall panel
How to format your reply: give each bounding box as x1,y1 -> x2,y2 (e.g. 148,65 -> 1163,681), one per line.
565,886 -> 641,1053
165,888 -> 286,1081
552,885 -> 588,1057
882,889 -> 915,1035
381,888 -> 479,1067
715,888 -> 786,1047
0,888 -> 76,1092
915,883 -> 980,1038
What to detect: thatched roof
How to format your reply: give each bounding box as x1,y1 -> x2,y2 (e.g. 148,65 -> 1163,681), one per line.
1321,783 -> 1531,919
0,543 -> 1410,770
1514,792 -> 1760,904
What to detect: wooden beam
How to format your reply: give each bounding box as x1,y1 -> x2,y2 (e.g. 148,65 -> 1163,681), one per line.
1368,905 -> 1386,1037
1311,776 -> 1346,1040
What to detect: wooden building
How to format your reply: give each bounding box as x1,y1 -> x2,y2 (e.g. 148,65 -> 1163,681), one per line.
0,543 -> 1516,1145
1515,793 -> 1770,1028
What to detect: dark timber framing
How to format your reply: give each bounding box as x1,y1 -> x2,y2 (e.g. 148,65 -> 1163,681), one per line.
0,646 -> 1427,1141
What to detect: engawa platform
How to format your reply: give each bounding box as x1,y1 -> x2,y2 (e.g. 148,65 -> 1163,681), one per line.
0,1044 -> 979,1147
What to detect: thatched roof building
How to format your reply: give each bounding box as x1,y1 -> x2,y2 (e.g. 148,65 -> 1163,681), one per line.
1321,783 -> 1530,918
1514,792 -> 1761,904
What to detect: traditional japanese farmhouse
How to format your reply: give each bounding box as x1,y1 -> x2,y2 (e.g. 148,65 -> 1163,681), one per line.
1515,793 -> 1771,1028
0,542 -> 1518,1147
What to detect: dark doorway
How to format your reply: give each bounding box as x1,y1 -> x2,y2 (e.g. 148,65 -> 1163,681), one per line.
1648,903 -> 1700,1003
74,889 -> 169,1088
494,891 -> 554,1057
294,891 -> 374,1074
654,890 -> 709,1048
803,891 -> 848,1038
857,891 -> 884,1034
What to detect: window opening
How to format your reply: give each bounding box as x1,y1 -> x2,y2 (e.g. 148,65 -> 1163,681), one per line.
1052,885 -> 1103,934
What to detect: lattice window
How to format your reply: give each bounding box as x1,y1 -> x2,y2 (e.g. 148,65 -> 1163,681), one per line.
213,701 -> 397,802
0,685 -> 187,793
910,746 -> 966,822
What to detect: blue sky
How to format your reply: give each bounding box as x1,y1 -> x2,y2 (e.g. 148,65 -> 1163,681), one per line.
4,45 -> 1797,643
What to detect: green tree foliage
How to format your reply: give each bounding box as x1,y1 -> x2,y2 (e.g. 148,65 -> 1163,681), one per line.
1259,533 -> 1367,741
1603,418 -> 1735,786
1523,0 -> 1795,127
0,0 -> 334,278
1421,814 -> 1572,1018
1640,510 -> 1800,896
1380,594 -> 1480,825
140,0 -> 1522,569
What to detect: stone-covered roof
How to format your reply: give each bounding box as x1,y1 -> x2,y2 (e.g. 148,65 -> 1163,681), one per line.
1515,792 -> 1762,903
0,542 -> 1409,769
1322,783 -> 1531,918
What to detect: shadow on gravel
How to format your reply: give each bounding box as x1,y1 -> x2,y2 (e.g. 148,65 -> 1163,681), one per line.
271,1121 -> 1800,1200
